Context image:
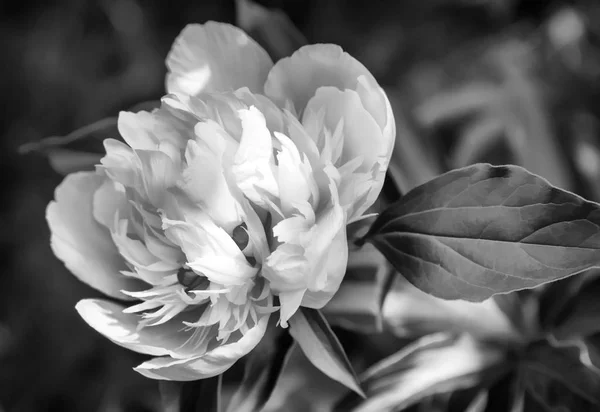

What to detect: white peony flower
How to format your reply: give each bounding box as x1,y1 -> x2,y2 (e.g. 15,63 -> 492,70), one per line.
47,21 -> 395,381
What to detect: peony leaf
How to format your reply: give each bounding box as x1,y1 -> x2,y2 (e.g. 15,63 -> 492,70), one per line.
521,343 -> 600,410
288,307 -> 364,397
226,330 -> 294,412
335,333 -> 506,412
235,0 -> 307,61
159,375 -> 222,412
364,163 -> 600,302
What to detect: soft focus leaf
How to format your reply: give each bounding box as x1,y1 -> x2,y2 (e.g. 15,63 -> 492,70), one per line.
19,117 -> 117,155
416,41 -> 573,191
447,388 -> 489,412
537,273 -> 594,333
336,333 -> 506,412
386,90 -> 442,195
465,392 -> 489,412
323,244 -> 391,333
262,345 -> 347,412
521,343 -> 600,410
159,375 -> 222,412
288,307 -> 364,397
19,117 -> 117,174
47,150 -> 103,175
481,371 -> 524,412
382,275 -> 521,344
19,101 -> 159,175
586,334 -> 600,370
236,0 -> 307,61
416,83 -> 498,127
492,293 -> 530,338
552,277 -> 600,340
365,163 -> 600,302
226,330 -> 294,412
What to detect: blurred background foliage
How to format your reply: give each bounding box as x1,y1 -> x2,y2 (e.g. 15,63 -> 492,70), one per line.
4,0 -> 600,411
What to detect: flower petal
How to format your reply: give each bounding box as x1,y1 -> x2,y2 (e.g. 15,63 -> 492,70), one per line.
47,172 -> 144,299
180,128 -> 241,231
279,289 -> 306,327
92,178 -> 128,230
187,256 -> 257,286
302,225 -> 348,309
117,106 -> 194,151
304,87 -> 389,219
134,315 -> 270,380
305,87 -> 383,172
232,106 -> 279,206
264,44 -> 395,218
166,22 -> 273,96
264,44 -> 387,122
76,299 -> 195,357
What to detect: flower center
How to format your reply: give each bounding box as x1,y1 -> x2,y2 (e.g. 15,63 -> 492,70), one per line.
177,268 -> 206,293
231,222 -> 249,250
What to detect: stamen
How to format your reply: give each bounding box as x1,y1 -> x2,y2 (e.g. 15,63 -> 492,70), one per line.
231,222 -> 249,250
177,268 -> 206,293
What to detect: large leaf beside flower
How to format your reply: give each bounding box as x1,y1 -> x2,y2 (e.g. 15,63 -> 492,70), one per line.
365,163 -> 600,302
45,21 -> 395,383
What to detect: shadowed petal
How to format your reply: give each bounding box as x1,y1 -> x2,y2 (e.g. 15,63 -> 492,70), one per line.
166,22 -> 273,96
302,225 -> 348,309
134,315 -> 270,380
47,172 -> 144,299
76,299 -> 196,357
279,289 -> 307,327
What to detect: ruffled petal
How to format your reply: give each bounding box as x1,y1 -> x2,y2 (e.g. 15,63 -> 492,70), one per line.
134,315 -> 270,380
232,107 -> 279,206
166,22 -> 273,96
265,45 -> 395,218
47,172 -> 144,299
92,178 -> 128,230
100,139 -> 138,188
304,87 -> 383,172
76,299 -> 196,357
264,44 -> 387,123
117,106 -> 194,151
179,127 -> 241,231
304,87 -> 389,219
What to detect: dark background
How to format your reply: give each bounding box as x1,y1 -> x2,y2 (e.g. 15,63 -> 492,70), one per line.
3,0 -> 600,411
